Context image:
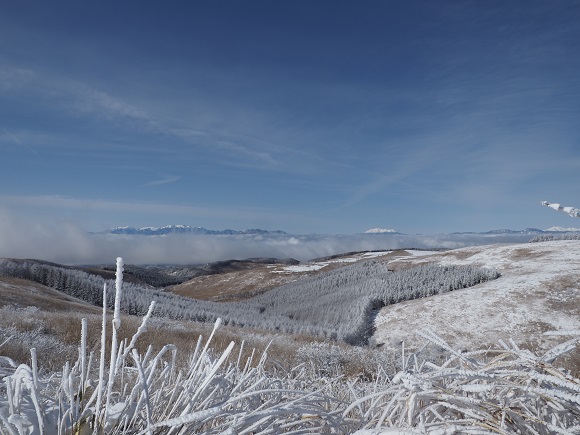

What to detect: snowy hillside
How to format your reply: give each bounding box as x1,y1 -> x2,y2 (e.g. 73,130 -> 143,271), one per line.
373,239 -> 580,354
1,249 -> 579,434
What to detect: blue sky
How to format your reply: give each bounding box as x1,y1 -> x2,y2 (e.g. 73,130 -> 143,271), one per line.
1,0 -> 580,236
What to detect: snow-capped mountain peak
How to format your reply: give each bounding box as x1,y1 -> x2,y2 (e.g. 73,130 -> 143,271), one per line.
364,228 -> 398,234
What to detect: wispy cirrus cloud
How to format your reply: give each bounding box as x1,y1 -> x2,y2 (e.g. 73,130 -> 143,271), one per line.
0,127 -> 39,156
145,175 -> 181,186
0,67 -> 36,92
0,67 -> 150,123
0,66 -> 290,169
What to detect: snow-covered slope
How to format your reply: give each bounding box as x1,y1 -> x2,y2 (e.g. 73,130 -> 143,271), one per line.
373,240 -> 580,353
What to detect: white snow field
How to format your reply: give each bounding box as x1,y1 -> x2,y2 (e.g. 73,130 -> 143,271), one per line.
374,239 -> 580,353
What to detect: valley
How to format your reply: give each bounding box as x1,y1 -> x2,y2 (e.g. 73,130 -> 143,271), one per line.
1,239 -> 579,433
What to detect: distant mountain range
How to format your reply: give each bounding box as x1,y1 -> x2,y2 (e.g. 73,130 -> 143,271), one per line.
103,225 -> 580,237
107,225 -> 287,236
451,227 -> 580,235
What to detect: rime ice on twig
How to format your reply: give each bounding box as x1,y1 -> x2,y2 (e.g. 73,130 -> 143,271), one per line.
541,200 -> 580,218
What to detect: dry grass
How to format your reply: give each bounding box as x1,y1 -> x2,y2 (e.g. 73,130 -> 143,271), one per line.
168,267 -> 301,301
0,277 -> 102,314
0,301 -> 382,379
436,250 -> 477,260
0,274 -> 399,379
558,347 -> 580,378
517,330 -> 580,379
509,248 -> 549,261
0,307 -> 317,373
168,251 -> 411,302
542,273 -> 580,313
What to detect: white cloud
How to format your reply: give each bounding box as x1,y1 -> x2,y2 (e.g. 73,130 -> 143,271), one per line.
0,207 -> 540,265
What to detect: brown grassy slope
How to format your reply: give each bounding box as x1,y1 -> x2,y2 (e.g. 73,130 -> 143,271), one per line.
0,275 -> 392,378
167,266 -> 302,301
0,275 -> 287,371
168,250 -> 405,301
0,276 -> 102,314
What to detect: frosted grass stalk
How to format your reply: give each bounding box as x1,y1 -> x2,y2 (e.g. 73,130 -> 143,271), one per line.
131,348 -> 153,435
174,358 -> 230,424
18,359 -> 45,435
6,415 -> 24,435
114,257 -> 124,330
122,300 -> 156,359
244,348 -> 256,373
85,351 -> 94,394
94,283 -> 107,431
196,341 -> 235,394
80,318 -> 87,400
140,406 -> 224,434
186,335 -> 203,378
30,348 -> 38,390
237,339 -> 245,370
188,318 -> 223,381
104,258 -> 124,429
0,336 -> 13,348
5,375 -> 14,415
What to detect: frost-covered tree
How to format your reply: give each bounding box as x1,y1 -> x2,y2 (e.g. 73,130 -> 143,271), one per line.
0,258 -> 498,345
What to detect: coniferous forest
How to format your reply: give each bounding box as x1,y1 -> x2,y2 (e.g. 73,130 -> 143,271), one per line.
0,258 -> 498,344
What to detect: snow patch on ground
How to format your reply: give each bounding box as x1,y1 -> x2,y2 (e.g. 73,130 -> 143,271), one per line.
405,250 -> 439,257
271,251 -> 394,273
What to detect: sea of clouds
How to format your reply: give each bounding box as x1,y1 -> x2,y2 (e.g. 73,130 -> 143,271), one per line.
0,208 -> 541,265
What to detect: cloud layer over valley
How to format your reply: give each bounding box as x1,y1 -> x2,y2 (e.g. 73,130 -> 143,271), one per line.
0,208 -> 551,265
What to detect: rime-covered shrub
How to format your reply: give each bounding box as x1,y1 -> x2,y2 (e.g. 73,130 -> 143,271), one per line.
295,342 -> 398,379
347,330 -> 580,433
296,342 -> 346,377
530,233 -> 580,243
